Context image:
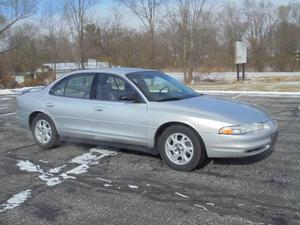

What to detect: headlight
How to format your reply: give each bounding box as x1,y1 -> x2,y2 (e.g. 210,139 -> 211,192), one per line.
219,122 -> 270,135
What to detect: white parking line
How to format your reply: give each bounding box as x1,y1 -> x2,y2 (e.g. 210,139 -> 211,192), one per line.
96,177 -> 112,183
194,204 -> 209,211
0,98 -> 12,101
232,94 -> 243,99
0,107 -> 9,110
0,112 -> 16,117
174,192 -> 190,199
128,185 -> 138,189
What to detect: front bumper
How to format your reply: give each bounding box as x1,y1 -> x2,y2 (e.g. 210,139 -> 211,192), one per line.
202,121 -> 279,158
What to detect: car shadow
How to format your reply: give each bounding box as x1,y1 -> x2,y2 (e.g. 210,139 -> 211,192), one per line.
57,141 -> 275,168
210,146 -> 275,166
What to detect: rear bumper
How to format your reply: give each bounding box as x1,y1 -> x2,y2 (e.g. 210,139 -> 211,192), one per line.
202,127 -> 279,158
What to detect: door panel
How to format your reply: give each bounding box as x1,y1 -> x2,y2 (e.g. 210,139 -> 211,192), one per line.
46,96 -> 93,139
91,101 -> 149,146
91,73 -> 149,146
46,73 -> 95,138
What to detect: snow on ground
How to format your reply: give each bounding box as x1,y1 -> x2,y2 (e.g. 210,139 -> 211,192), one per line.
67,148 -> 118,175
166,72 -> 300,82
0,147 -> 118,213
17,147 -> 118,187
0,86 -> 44,95
0,190 -> 31,213
199,90 -> 300,97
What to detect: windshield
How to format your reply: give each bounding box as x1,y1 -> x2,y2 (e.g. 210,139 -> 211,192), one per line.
126,71 -> 200,102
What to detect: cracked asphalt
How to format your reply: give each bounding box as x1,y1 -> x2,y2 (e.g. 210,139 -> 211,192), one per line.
0,94 -> 300,225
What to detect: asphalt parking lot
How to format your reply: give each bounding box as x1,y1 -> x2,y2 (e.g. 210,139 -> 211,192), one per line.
0,94 -> 300,225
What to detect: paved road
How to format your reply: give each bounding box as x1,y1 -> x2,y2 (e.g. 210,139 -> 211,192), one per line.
0,95 -> 299,225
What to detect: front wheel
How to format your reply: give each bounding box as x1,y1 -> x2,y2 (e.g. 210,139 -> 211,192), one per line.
31,113 -> 59,149
158,125 -> 206,171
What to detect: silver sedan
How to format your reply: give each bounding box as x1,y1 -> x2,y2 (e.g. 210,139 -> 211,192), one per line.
16,68 -> 278,171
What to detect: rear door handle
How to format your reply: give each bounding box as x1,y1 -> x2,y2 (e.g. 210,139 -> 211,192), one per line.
46,102 -> 54,107
95,106 -> 103,112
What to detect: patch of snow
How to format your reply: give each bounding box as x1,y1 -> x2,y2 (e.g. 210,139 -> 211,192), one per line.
66,148 -> 117,175
166,72 -> 300,82
128,185 -> 138,189
238,203 -> 244,206
0,190 -> 31,213
0,97 -> 12,100
65,164 -> 89,175
0,90 -> 14,95
0,86 -> 45,95
17,160 -> 42,173
104,184 -> 112,187
174,192 -> 190,199
39,174 -> 62,186
60,173 -> 76,180
16,147 -> 117,187
49,165 -> 66,174
17,160 -> 62,186
0,107 -> 9,110
199,90 -> 300,97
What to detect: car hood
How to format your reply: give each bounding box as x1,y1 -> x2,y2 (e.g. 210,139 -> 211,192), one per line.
161,95 -> 270,125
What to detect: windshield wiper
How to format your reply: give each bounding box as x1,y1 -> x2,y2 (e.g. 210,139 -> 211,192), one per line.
158,97 -> 183,102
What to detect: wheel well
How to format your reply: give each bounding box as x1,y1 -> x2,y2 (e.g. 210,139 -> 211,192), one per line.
29,111 -> 43,128
154,122 -> 206,151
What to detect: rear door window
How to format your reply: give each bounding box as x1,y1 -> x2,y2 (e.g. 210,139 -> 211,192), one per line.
94,74 -> 137,101
51,74 -> 95,99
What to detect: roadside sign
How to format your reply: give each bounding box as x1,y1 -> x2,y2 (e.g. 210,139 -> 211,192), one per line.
235,41 -> 247,64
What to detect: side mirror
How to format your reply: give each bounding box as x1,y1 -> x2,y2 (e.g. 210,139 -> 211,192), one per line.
119,94 -> 140,103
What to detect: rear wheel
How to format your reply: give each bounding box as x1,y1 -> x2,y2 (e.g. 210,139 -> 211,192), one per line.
31,113 -> 59,149
158,125 -> 206,171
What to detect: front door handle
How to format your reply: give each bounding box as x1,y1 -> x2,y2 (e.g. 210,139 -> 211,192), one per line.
46,102 -> 54,107
95,107 -> 103,112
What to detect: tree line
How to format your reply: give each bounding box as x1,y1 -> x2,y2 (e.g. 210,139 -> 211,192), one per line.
0,0 -> 299,84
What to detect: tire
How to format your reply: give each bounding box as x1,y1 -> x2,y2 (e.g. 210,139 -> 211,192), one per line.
158,125 -> 206,171
31,113 -> 59,149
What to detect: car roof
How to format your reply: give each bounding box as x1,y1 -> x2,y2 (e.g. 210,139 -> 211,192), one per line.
67,67 -> 158,77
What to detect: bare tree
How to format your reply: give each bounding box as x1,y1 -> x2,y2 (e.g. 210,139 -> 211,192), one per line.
164,0 -> 208,84
243,0 -> 277,71
64,0 -> 95,68
42,1 -> 64,77
272,3 -> 300,71
218,3 -> 246,68
119,0 -> 164,67
0,0 -> 36,54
